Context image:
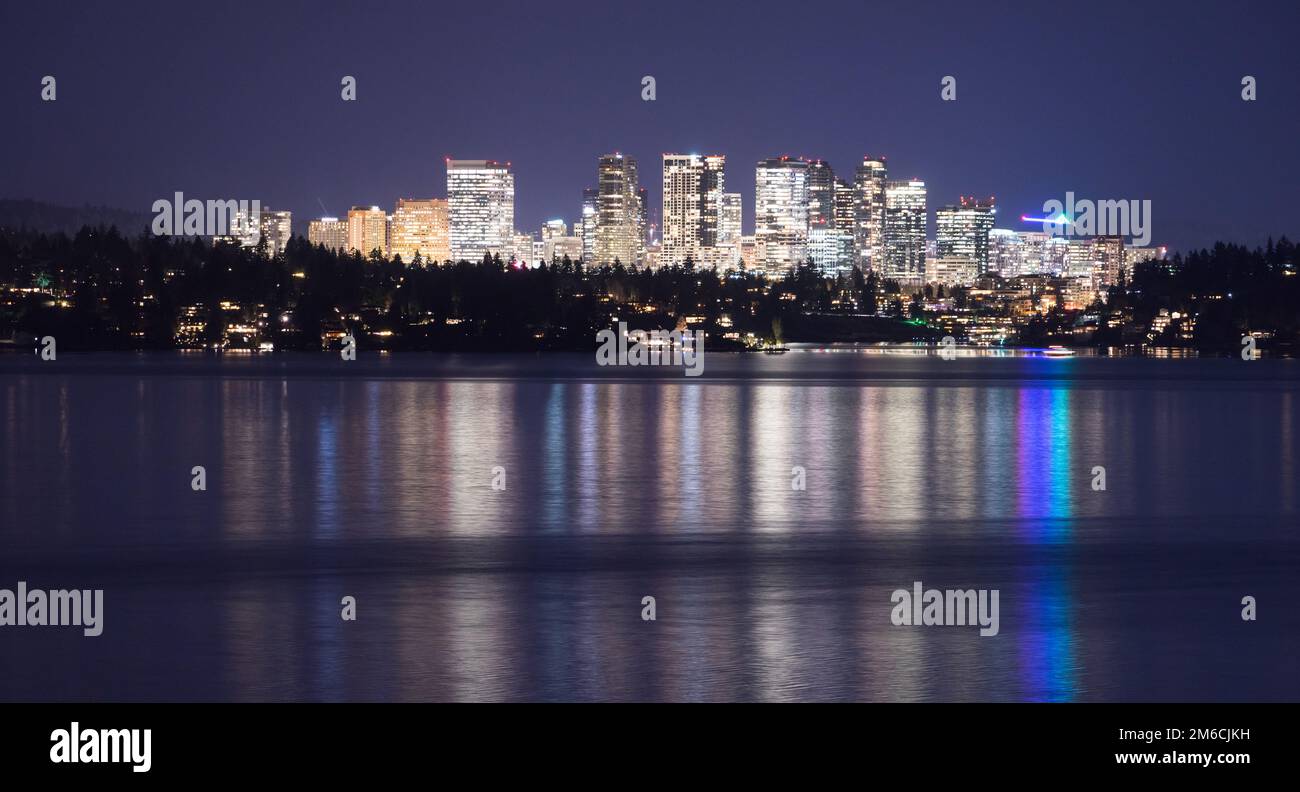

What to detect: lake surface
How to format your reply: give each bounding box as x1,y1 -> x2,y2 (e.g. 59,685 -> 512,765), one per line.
1,350 -> 1297,701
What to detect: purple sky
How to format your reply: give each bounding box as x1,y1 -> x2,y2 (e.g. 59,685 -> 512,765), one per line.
2,0 -> 1297,252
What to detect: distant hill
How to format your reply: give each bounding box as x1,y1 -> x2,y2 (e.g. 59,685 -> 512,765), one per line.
0,199 -> 153,235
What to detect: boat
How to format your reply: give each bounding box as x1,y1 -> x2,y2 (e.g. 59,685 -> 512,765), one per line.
1043,345 -> 1075,357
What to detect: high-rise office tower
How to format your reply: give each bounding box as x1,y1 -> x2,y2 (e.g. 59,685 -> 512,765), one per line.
637,185 -> 648,266
833,179 -> 856,230
883,179 -> 927,281
389,198 -> 450,263
833,179 -> 857,268
1092,235 -> 1126,289
809,225 -> 855,278
661,153 -> 726,267
854,157 -> 888,270
308,217 -> 348,251
710,191 -> 743,271
447,159 -> 514,262
754,156 -> 810,277
594,153 -> 641,267
719,193 -> 742,245
805,161 -> 849,278
806,159 -> 835,229
581,187 -> 598,264
935,197 -> 996,275
347,205 -> 388,257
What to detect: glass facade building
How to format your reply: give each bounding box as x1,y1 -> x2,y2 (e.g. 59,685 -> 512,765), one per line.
883,179 -> 926,281
447,159 -> 515,262
754,156 -> 809,278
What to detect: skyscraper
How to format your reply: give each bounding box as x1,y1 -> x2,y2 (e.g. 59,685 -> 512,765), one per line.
389,198 -> 450,264
854,157 -> 888,271
580,187 -> 598,264
637,185 -> 648,267
833,179 -> 856,231
256,209 -> 291,256
809,225 -> 855,278
347,206 -> 388,257
1092,235 -> 1126,289
883,179 -> 926,281
806,159 -> 835,229
661,153 -> 726,267
719,192 -> 742,245
595,153 -> 641,267
754,156 -> 810,278
447,159 -> 514,262
935,197 -> 996,275
308,217 -> 348,252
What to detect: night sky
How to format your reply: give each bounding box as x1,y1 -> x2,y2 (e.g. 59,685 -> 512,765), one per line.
3,0 -> 1297,252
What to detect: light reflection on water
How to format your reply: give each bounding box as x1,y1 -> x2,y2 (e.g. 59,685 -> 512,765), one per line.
0,353 -> 1297,701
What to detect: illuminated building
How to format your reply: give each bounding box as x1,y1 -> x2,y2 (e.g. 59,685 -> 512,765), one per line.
809,223 -> 854,277
1064,237 -> 1094,279
256,209 -> 291,256
1125,244 -> 1167,271
307,217 -> 348,251
389,198 -> 450,263
854,156 -> 888,270
926,255 -> 977,286
719,192 -> 742,245
447,159 -> 515,262
883,179 -> 926,281
347,205 -> 388,256
594,153 -> 641,266
539,218 -> 582,264
806,159 -> 835,229
661,153 -> 726,266
739,235 -> 758,271
755,156 -> 809,277
1091,235 -> 1125,289
508,233 -> 535,266
833,178 -> 856,230
637,185 -> 649,266
936,197 -> 996,275
581,187 -> 598,263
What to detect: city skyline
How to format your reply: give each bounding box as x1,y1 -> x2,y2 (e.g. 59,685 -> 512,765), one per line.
277,152 -> 1165,298
4,1 -> 1297,255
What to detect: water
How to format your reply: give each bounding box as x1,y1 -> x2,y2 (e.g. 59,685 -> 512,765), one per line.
1,351 -> 1297,701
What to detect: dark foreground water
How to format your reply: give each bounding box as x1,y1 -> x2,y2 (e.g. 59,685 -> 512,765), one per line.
1,350 -> 1297,701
